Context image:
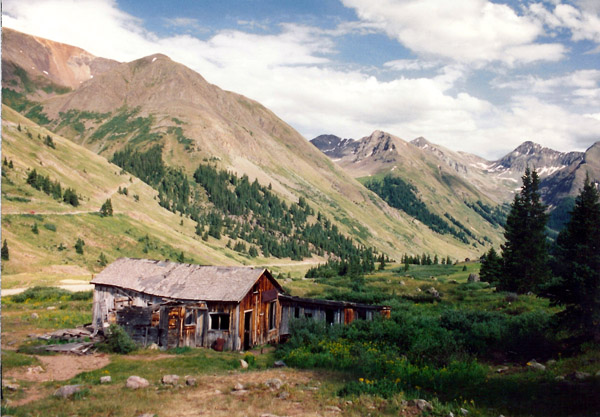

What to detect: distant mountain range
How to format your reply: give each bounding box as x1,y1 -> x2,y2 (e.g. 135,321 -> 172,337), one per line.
311,133 -> 600,211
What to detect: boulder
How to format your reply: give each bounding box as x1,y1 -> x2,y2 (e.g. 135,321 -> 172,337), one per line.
240,359 -> 249,369
574,371 -> 591,380
467,273 -> 480,283
127,376 -> 149,389
161,374 -> 179,385
411,399 -> 433,412
273,360 -> 287,368
527,360 -> 546,371
54,384 -> 82,398
100,376 -> 112,384
185,375 -> 197,386
27,366 -> 44,374
426,287 -> 440,298
266,378 -> 284,390
148,343 -> 159,350
277,391 -> 290,400
496,366 -> 509,373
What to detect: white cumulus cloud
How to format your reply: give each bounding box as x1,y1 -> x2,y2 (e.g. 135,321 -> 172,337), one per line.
341,0 -> 566,66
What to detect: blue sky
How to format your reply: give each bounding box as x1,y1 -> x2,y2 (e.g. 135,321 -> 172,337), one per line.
4,0 -> 600,158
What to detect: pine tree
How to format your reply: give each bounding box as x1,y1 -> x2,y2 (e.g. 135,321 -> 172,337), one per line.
75,238 -> 85,255
1,240 -> 9,261
545,176 -> 600,342
500,168 -> 550,293
98,252 -> 108,267
100,199 -> 113,217
32,223 -> 39,234
480,247 -> 502,284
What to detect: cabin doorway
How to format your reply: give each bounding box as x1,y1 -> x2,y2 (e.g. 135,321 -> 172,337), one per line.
243,310 -> 252,350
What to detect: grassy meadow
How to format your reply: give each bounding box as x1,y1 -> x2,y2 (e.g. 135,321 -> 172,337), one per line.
3,263 -> 600,416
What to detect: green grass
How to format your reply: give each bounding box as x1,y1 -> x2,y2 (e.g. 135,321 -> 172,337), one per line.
1,350 -> 41,369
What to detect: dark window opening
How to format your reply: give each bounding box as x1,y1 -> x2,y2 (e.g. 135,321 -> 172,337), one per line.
210,313 -> 230,330
184,310 -> 195,325
294,307 -> 300,318
326,309 -> 335,325
268,301 -> 277,330
357,309 -> 367,320
304,312 -> 313,319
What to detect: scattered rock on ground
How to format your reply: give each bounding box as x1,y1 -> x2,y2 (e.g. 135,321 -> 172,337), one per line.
27,366 -> 44,374
546,359 -> 557,366
427,287 -> 440,298
325,405 -> 342,413
574,371 -> 591,380
447,412 -> 455,417
467,273 -> 480,283
31,313 -> 39,319
277,391 -> 290,400
4,383 -> 20,391
266,378 -> 284,390
273,360 -> 287,368
411,399 -> 433,412
233,382 -> 245,391
127,376 -> 149,389
185,375 -> 197,386
460,408 -> 469,415
527,360 -> 546,371
161,374 -> 179,385
148,343 -> 159,350
505,292 -> 518,302
137,414 -> 155,417
231,389 -> 248,396
214,389 -> 222,394
54,384 -> 82,398
496,366 -> 509,373
100,376 -> 111,384
240,359 -> 249,369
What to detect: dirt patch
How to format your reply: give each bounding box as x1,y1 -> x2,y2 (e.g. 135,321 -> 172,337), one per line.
4,353 -> 110,383
3,353 -> 111,407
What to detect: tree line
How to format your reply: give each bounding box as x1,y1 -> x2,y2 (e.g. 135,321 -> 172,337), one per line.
111,145 -> 379,263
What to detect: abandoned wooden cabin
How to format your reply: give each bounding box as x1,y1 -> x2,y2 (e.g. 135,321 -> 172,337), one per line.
91,258 -> 390,351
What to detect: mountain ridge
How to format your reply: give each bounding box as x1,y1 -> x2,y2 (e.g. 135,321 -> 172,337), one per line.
2,28 -> 489,267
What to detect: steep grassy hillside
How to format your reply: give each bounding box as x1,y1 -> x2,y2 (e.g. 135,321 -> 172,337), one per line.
1,106 -> 320,288
2,29 -> 488,261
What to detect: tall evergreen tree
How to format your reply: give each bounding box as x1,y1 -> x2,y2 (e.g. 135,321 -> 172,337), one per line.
1,240 -> 9,261
545,176 -> 600,342
500,168 -> 550,293
100,199 -> 113,217
480,247 -> 502,284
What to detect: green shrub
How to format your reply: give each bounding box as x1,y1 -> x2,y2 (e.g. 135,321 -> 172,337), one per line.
98,324 -> 137,354
243,353 -> 256,366
43,223 -> 57,232
11,286 -> 71,303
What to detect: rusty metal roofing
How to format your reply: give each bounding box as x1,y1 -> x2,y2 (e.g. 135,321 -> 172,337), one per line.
91,258 -> 279,302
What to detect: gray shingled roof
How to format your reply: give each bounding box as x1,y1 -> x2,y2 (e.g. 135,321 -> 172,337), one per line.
91,258 -> 279,302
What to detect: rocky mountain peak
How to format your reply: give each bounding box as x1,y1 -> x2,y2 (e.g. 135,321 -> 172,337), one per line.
492,141 -> 584,178
310,134 -> 355,158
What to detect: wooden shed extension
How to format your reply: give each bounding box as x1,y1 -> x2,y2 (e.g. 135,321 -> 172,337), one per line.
278,294 -> 391,338
91,258 -> 283,351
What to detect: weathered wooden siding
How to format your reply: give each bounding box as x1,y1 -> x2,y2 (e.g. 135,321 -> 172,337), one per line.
236,272 -> 281,350
279,295 -> 391,337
